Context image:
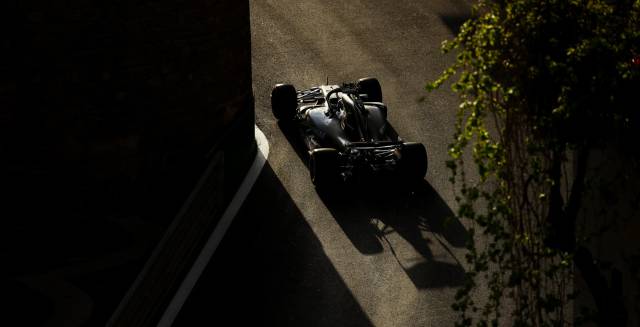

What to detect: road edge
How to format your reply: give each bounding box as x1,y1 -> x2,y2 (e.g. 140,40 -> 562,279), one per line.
156,125 -> 269,327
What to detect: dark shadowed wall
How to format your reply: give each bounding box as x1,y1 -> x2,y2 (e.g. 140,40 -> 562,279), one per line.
1,0 -> 254,325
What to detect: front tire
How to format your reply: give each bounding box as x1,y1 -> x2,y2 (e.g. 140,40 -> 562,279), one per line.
357,77 -> 382,102
309,148 -> 339,188
271,84 -> 297,120
398,142 -> 428,182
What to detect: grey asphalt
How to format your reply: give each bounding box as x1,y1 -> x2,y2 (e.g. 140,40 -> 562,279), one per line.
175,0 -> 474,326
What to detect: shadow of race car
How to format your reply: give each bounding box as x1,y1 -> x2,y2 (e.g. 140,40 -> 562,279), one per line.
271,77 -> 428,188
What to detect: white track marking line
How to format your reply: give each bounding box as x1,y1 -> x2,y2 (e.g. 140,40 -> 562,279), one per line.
157,125 -> 269,327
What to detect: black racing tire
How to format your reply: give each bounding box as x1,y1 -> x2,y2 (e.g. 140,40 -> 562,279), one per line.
271,84 -> 297,120
398,142 -> 428,182
309,148 -> 339,188
357,77 -> 382,102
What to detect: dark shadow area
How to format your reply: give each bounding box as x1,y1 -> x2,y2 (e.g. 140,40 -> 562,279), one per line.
3,279 -> 54,327
174,163 -> 374,327
278,120 -> 312,169
0,210 -> 161,326
278,121 -> 468,289
439,14 -> 472,35
2,0 -> 255,325
318,180 -> 467,289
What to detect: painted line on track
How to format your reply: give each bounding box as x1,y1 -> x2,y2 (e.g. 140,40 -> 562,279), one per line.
157,125 -> 269,327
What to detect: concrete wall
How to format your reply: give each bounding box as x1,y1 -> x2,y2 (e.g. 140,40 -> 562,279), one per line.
1,0 -> 254,325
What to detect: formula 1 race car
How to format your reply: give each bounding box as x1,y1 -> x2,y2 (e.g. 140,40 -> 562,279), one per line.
271,77 -> 428,187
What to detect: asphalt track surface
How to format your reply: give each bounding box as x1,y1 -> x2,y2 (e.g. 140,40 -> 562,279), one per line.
176,1 -> 474,326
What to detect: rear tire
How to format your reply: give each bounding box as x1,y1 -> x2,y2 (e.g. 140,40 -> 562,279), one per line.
309,148 -> 339,188
398,142 -> 428,182
271,84 -> 297,120
357,77 -> 382,102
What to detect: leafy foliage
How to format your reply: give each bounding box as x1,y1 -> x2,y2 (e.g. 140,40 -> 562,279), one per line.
428,0 -> 640,325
